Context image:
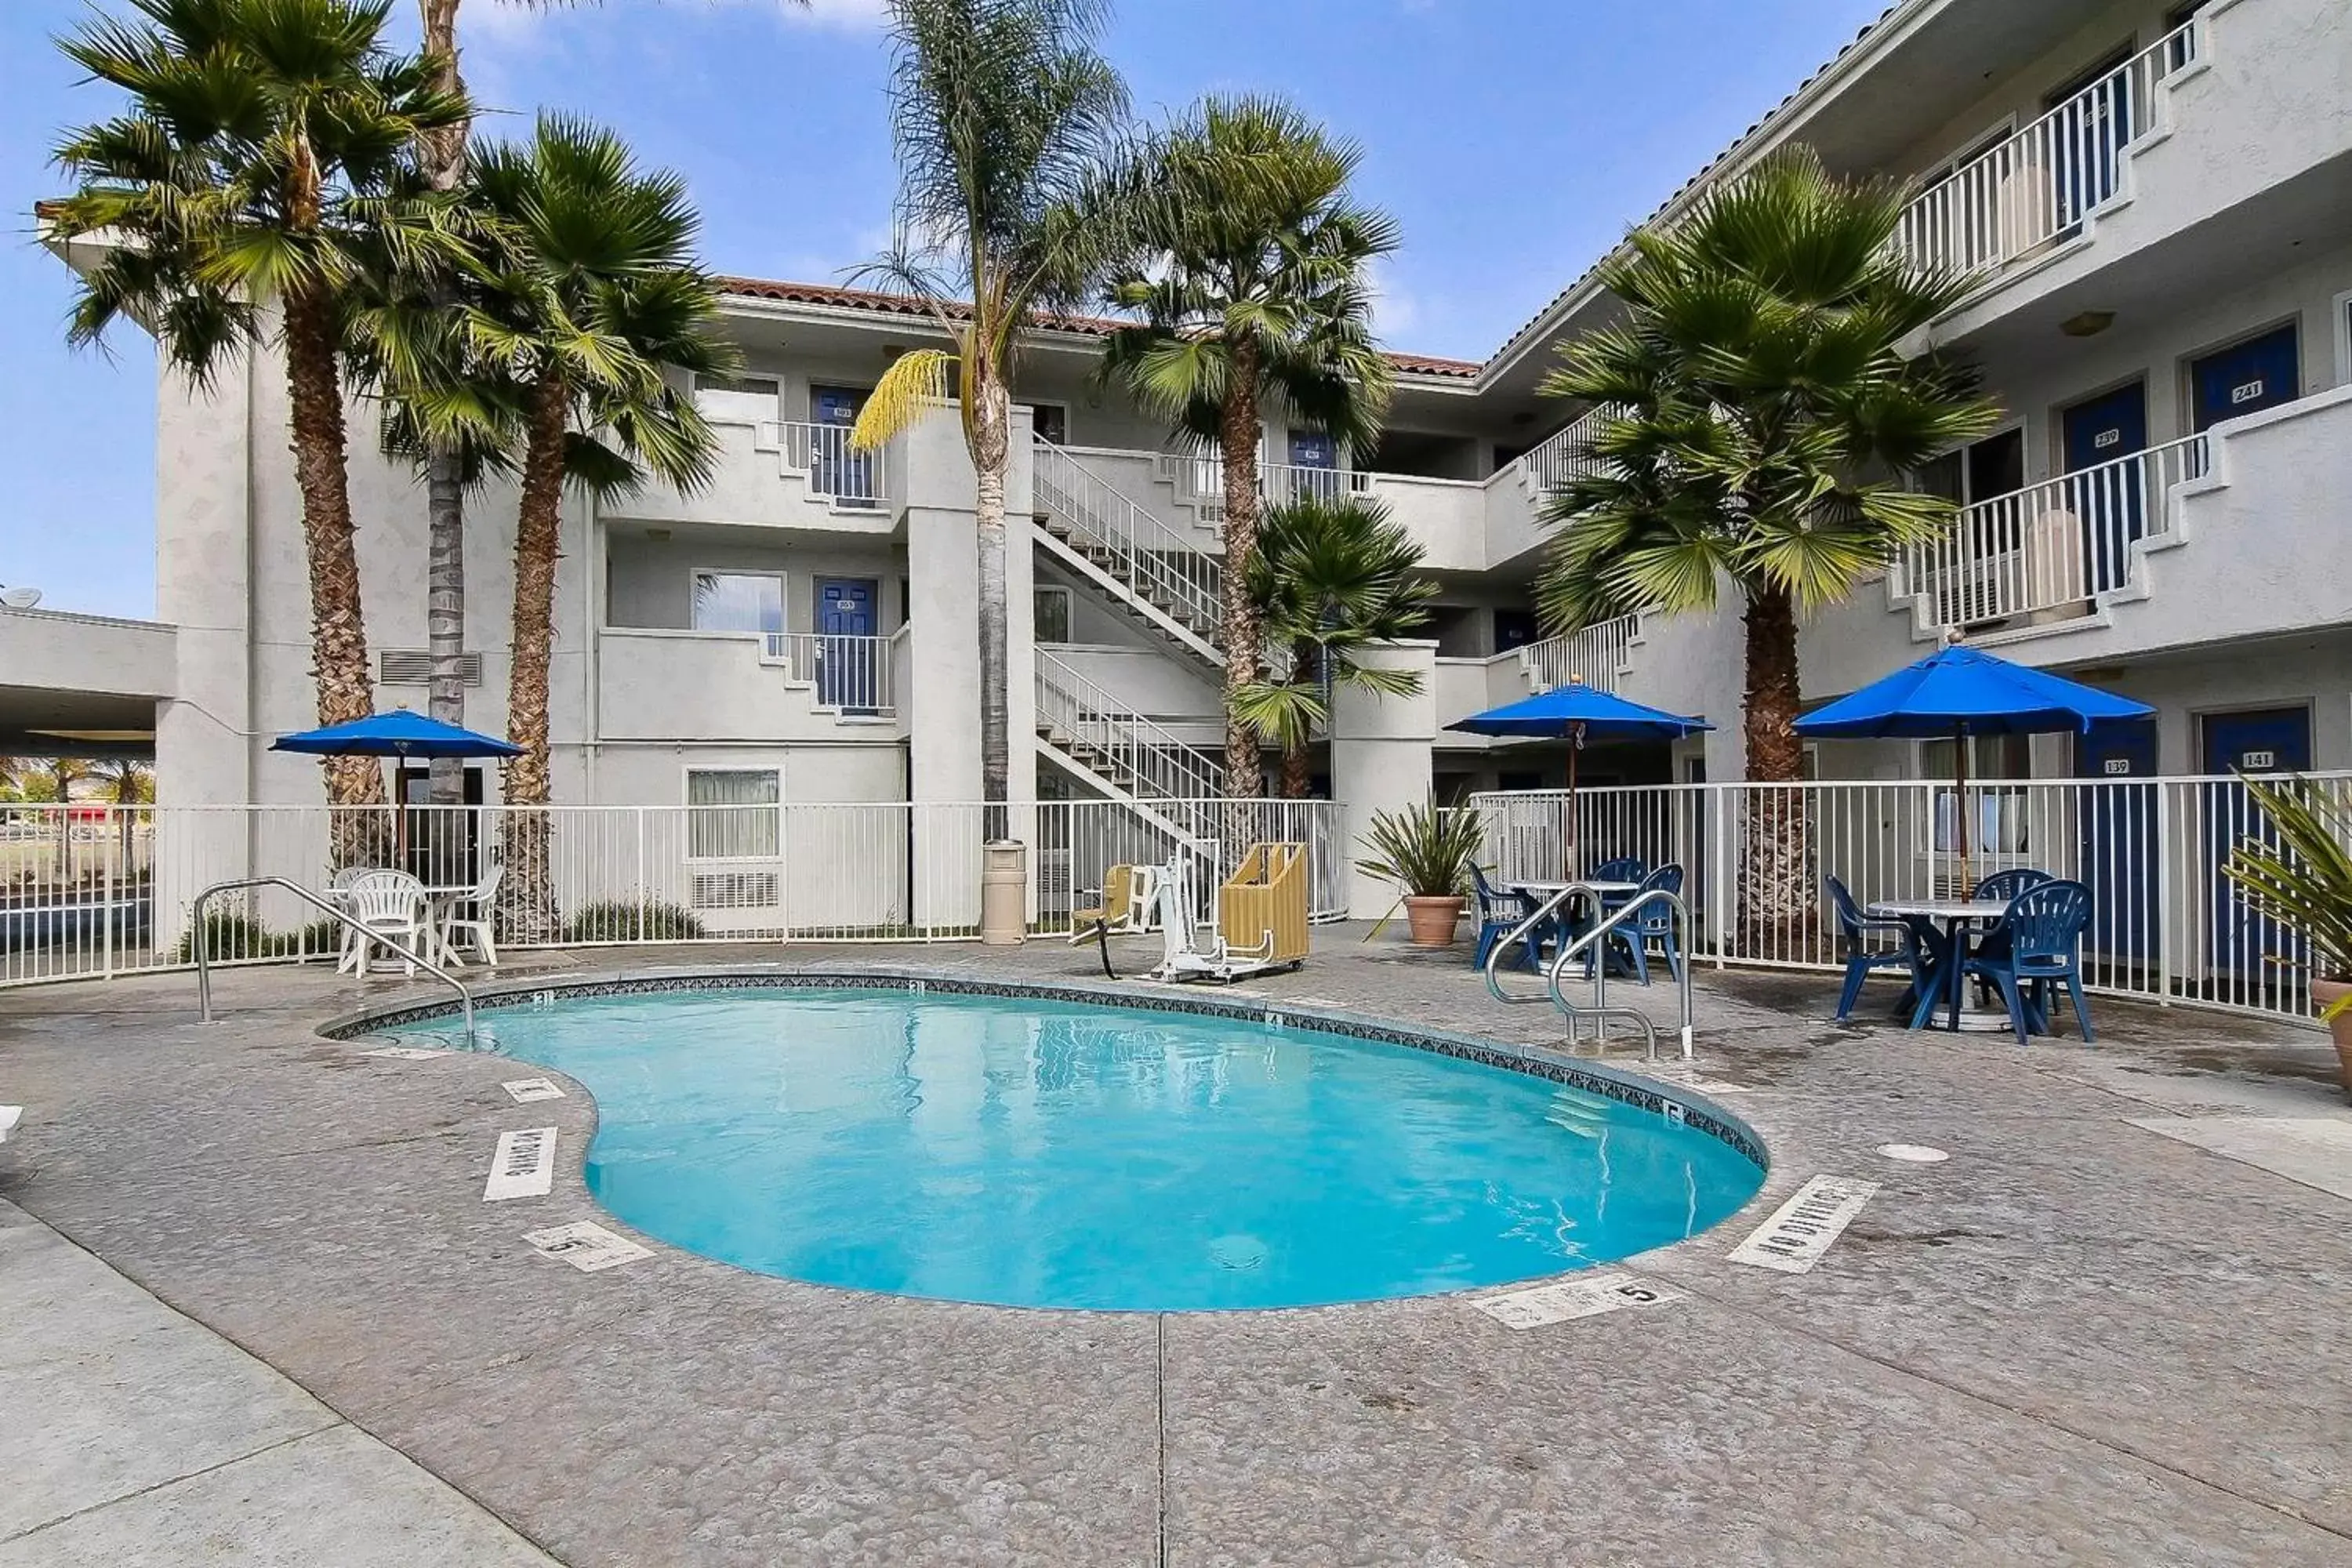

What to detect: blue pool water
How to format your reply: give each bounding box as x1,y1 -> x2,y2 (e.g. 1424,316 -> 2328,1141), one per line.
411,986 -> 1763,1311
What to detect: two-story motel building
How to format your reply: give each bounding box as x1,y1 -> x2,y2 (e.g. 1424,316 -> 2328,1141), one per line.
23,0 -> 2352,925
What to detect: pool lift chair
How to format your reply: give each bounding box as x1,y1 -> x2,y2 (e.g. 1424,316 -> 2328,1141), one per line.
1069,862 -> 1162,944
1147,841 -> 1309,985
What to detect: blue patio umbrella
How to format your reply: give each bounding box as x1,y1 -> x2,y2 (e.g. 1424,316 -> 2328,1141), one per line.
1448,683 -> 1712,866
1795,643 -> 2152,875
271,709 -> 522,760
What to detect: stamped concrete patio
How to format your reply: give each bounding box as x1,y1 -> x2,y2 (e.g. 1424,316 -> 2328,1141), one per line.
2,931 -> 2349,1566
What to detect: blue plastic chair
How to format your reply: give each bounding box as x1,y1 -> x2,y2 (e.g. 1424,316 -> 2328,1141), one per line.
1599,864 -> 1686,986
1469,864 -> 1541,973
1826,876 -> 1927,1022
1963,879 -> 2095,1046
1967,867 -> 2057,993
1970,868 -> 2055,903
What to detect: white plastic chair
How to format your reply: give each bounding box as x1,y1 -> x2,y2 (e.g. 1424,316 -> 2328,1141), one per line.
325,865 -> 372,970
437,863 -> 503,968
341,869 -> 430,975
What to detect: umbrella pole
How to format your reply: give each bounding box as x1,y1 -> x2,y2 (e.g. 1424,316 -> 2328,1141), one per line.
1953,722 -> 1971,891
1564,723 -> 1583,879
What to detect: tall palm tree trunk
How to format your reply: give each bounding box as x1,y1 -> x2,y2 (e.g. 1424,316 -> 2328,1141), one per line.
499,376 -> 568,941
970,372 -> 1012,840
419,0 -> 470,815
1739,581 -> 1812,947
284,282 -> 390,866
1218,347 -> 1265,800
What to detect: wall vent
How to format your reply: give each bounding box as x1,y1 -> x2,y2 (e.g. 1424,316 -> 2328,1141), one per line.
379,650 -> 483,687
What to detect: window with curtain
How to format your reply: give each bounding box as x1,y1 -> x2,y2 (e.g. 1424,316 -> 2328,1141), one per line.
691,572 -> 785,636
1923,734 -> 2034,855
686,769 -> 780,859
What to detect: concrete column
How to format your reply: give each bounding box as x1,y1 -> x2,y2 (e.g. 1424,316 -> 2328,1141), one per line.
1330,639 -> 1439,919
152,354 -> 260,951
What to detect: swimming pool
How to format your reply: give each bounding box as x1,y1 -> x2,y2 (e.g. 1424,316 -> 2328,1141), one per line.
387,980 -> 1765,1311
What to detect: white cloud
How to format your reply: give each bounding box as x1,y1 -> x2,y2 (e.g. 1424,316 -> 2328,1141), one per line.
1364,259 -> 1421,339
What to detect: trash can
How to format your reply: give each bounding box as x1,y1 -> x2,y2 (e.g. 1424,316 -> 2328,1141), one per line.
980,840 -> 1027,946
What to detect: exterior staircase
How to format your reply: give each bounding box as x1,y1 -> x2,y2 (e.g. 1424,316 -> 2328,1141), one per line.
1036,651 -> 1222,807
1032,440 -> 1221,667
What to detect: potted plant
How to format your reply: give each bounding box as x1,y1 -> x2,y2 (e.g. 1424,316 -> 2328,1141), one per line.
2222,775 -> 2352,1098
1357,800 -> 1485,949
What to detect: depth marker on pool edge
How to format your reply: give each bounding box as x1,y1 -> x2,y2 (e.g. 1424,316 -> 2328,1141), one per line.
1727,1174 -> 1878,1273
525,1221 -> 650,1272
1473,1272 -> 1685,1330
361,1044 -> 448,1061
502,1077 -> 566,1105
484,1127 -> 558,1201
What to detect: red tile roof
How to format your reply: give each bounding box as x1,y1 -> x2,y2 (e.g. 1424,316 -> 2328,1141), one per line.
715,274 -> 1483,380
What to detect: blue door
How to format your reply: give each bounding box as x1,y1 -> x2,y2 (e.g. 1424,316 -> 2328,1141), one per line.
2047,53 -> 2136,234
2202,707 -> 2312,985
815,577 -> 880,711
2190,325 -> 2298,432
2062,383 -> 2148,594
2076,717 -> 2158,967
1287,430 -> 1336,469
809,386 -> 876,506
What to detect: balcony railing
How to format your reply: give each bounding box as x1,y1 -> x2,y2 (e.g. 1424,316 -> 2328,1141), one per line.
1896,19 -> 2200,280
761,631 -> 896,713
1516,616 -> 1638,695
1512,406 -> 1608,493
1900,432 -> 2209,630
1159,452 -> 1370,523
760,420 -> 887,508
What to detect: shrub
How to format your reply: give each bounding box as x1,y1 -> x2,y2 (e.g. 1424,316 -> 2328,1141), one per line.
561,900 -> 706,944
173,911 -> 356,964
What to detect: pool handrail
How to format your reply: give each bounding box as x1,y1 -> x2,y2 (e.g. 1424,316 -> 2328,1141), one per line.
1482,881 -> 1602,1005
189,874 -> 474,1039
1547,887 -> 1695,1062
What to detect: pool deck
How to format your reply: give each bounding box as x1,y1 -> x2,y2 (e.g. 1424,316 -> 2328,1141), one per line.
2,931 -> 2350,1565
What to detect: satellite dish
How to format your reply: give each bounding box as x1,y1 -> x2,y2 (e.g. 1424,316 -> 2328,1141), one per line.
0,587 -> 42,610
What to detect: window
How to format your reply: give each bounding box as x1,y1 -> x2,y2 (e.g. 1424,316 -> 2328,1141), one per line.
694,372 -> 780,421
1917,428 -> 2025,508
1923,735 -> 2034,855
1033,585 -> 1073,644
2337,289 -> 2352,389
691,572 -> 784,635
687,769 -> 779,859
1029,404 -> 1069,445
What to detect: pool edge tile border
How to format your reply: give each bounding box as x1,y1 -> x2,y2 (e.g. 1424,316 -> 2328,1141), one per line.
316,964 -> 1769,1173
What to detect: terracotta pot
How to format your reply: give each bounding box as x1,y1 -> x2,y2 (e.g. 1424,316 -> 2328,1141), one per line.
1403,895 -> 1466,949
2309,978 -> 2352,1100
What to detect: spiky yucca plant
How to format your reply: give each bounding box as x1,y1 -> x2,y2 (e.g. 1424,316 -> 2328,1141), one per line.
2222,775 -> 2352,1018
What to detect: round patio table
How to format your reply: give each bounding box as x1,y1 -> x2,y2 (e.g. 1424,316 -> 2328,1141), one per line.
1865,896 -> 2015,1033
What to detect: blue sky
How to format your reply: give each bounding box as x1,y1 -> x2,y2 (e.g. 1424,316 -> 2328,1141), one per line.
0,0 -> 1887,619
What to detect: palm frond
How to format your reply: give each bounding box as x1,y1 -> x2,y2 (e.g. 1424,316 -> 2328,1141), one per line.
851,347 -> 957,452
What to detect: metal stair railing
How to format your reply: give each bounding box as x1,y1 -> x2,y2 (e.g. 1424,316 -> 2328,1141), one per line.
1033,439 -> 1223,637
189,875 -> 475,1038
1036,651 -> 1224,802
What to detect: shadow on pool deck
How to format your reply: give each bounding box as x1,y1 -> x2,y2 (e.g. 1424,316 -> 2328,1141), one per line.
1,928 -> 2349,1565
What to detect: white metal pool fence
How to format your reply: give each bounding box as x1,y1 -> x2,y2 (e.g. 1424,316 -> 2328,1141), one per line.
0,797 -> 1349,988
1468,774 -> 2350,1025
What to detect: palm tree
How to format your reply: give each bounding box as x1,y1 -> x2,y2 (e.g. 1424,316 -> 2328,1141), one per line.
1231,494 -> 1434,799
848,0 -> 1144,833
459,115 -> 733,937
400,1 -> 804,808
1536,145 -> 1996,936
88,759 -> 157,873
49,0 -> 468,829
1102,96 -> 1399,799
